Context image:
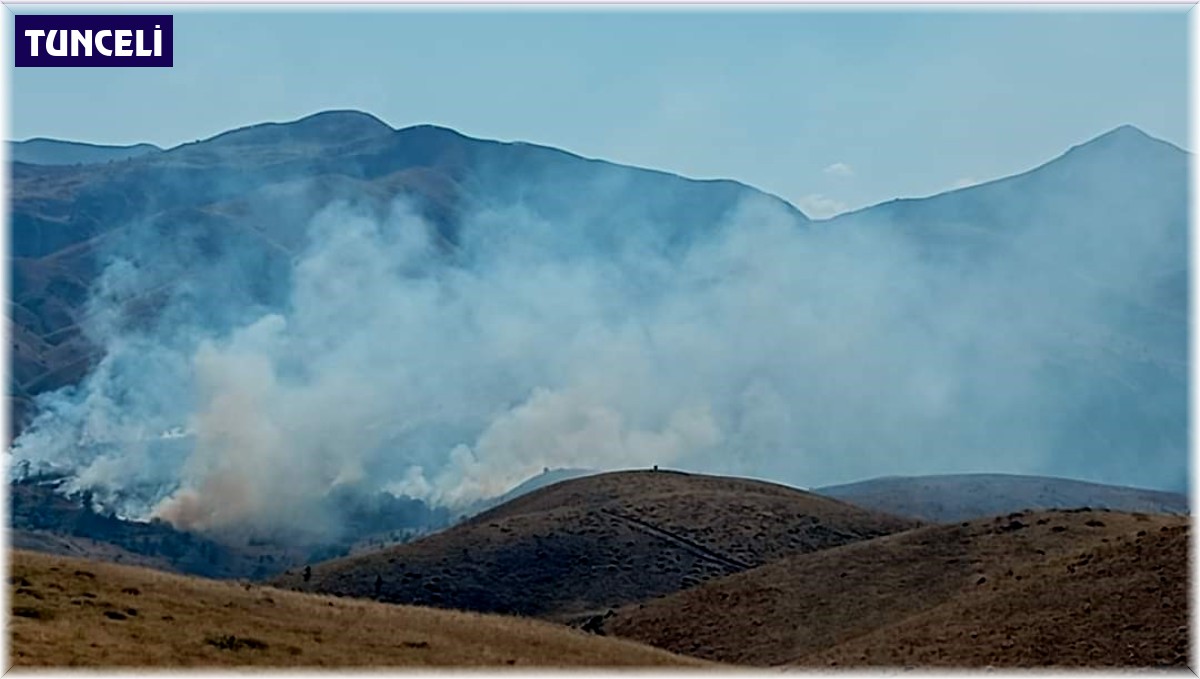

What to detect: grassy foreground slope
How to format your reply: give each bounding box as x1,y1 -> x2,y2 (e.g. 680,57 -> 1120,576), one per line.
8,550 -> 708,668
606,509 -> 1188,668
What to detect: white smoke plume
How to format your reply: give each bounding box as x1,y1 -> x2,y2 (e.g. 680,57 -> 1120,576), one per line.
10,155 -> 1187,542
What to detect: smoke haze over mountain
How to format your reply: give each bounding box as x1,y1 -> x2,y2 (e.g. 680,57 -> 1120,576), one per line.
9,116 -> 1188,543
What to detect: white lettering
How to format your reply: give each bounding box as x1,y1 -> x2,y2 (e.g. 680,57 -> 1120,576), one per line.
135,28 -> 151,56
114,29 -> 132,57
24,25 -> 164,60
95,30 -> 112,56
71,29 -> 93,57
23,29 -> 45,57
45,29 -> 67,57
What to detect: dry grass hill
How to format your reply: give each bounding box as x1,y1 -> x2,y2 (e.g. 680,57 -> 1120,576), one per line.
605,508 -> 1188,668
11,529 -> 177,572
9,471 -> 1189,669
8,550 -> 709,668
272,469 -> 920,621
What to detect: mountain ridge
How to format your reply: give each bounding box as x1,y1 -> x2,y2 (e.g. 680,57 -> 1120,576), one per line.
8,109 -> 808,436
814,473 -> 1188,523
828,123 -> 1187,223
14,114 -> 1181,214
8,111 -> 1188,525
9,138 -> 163,166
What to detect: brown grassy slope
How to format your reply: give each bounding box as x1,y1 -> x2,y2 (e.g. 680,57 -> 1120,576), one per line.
11,529 -> 178,572
605,509 -> 1188,668
8,550 -> 709,668
801,517 -> 1189,668
272,470 -> 919,620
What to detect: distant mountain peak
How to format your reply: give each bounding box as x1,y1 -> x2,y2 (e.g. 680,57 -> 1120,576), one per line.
10,138 -> 161,151
1102,123 -> 1149,138
1093,124 -> 1157,145
1068,123 -> 1186,157
189,109 -> 394,150
397,122 -> 464,135
291,109 -> 393,131
393,123 -> 473,144
9,138 -> 162,165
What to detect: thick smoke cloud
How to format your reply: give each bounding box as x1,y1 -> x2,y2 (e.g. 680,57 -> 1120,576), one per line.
10,162 -> 1186,542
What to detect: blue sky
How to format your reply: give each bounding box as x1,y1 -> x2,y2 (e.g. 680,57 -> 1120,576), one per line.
8,7 -> 1189,217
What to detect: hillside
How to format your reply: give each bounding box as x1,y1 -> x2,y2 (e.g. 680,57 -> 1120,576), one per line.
9,110 -> 804,442
815,473 -> 1188,523
11,529 -> 178,573
605,509 -> 1188,668
823,124 -> 1188,492
8,550 -> 708,668
272,470 -> 920,621
9,114 -> 1188,556
10,138 -> 162,165
9,474 -> 452,580
10,476 -> 310,579
830,125 -> 1186,259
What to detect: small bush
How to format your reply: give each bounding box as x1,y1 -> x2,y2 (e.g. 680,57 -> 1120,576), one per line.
12,606 -> 49,620
205,634 -> 269,651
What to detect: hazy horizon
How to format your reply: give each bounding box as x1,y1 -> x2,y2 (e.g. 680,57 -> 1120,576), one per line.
8,5 -> 1190,542
8,7 -> 1188,217
8,111 -> 1188,220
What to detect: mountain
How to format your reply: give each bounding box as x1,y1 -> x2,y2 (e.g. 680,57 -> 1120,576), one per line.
10,138 -> 162,166
822,125 -> 1188,492
271,470 -> 919,621
605,509 -> 1188,667
9,475 -> 310,579
830,125 -> 1186,247
9,472 -> 452,579
815,473 -> 1189,523
9,550 -> 707,668
8,114 -> 1188,554
8,110 -> 806,439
